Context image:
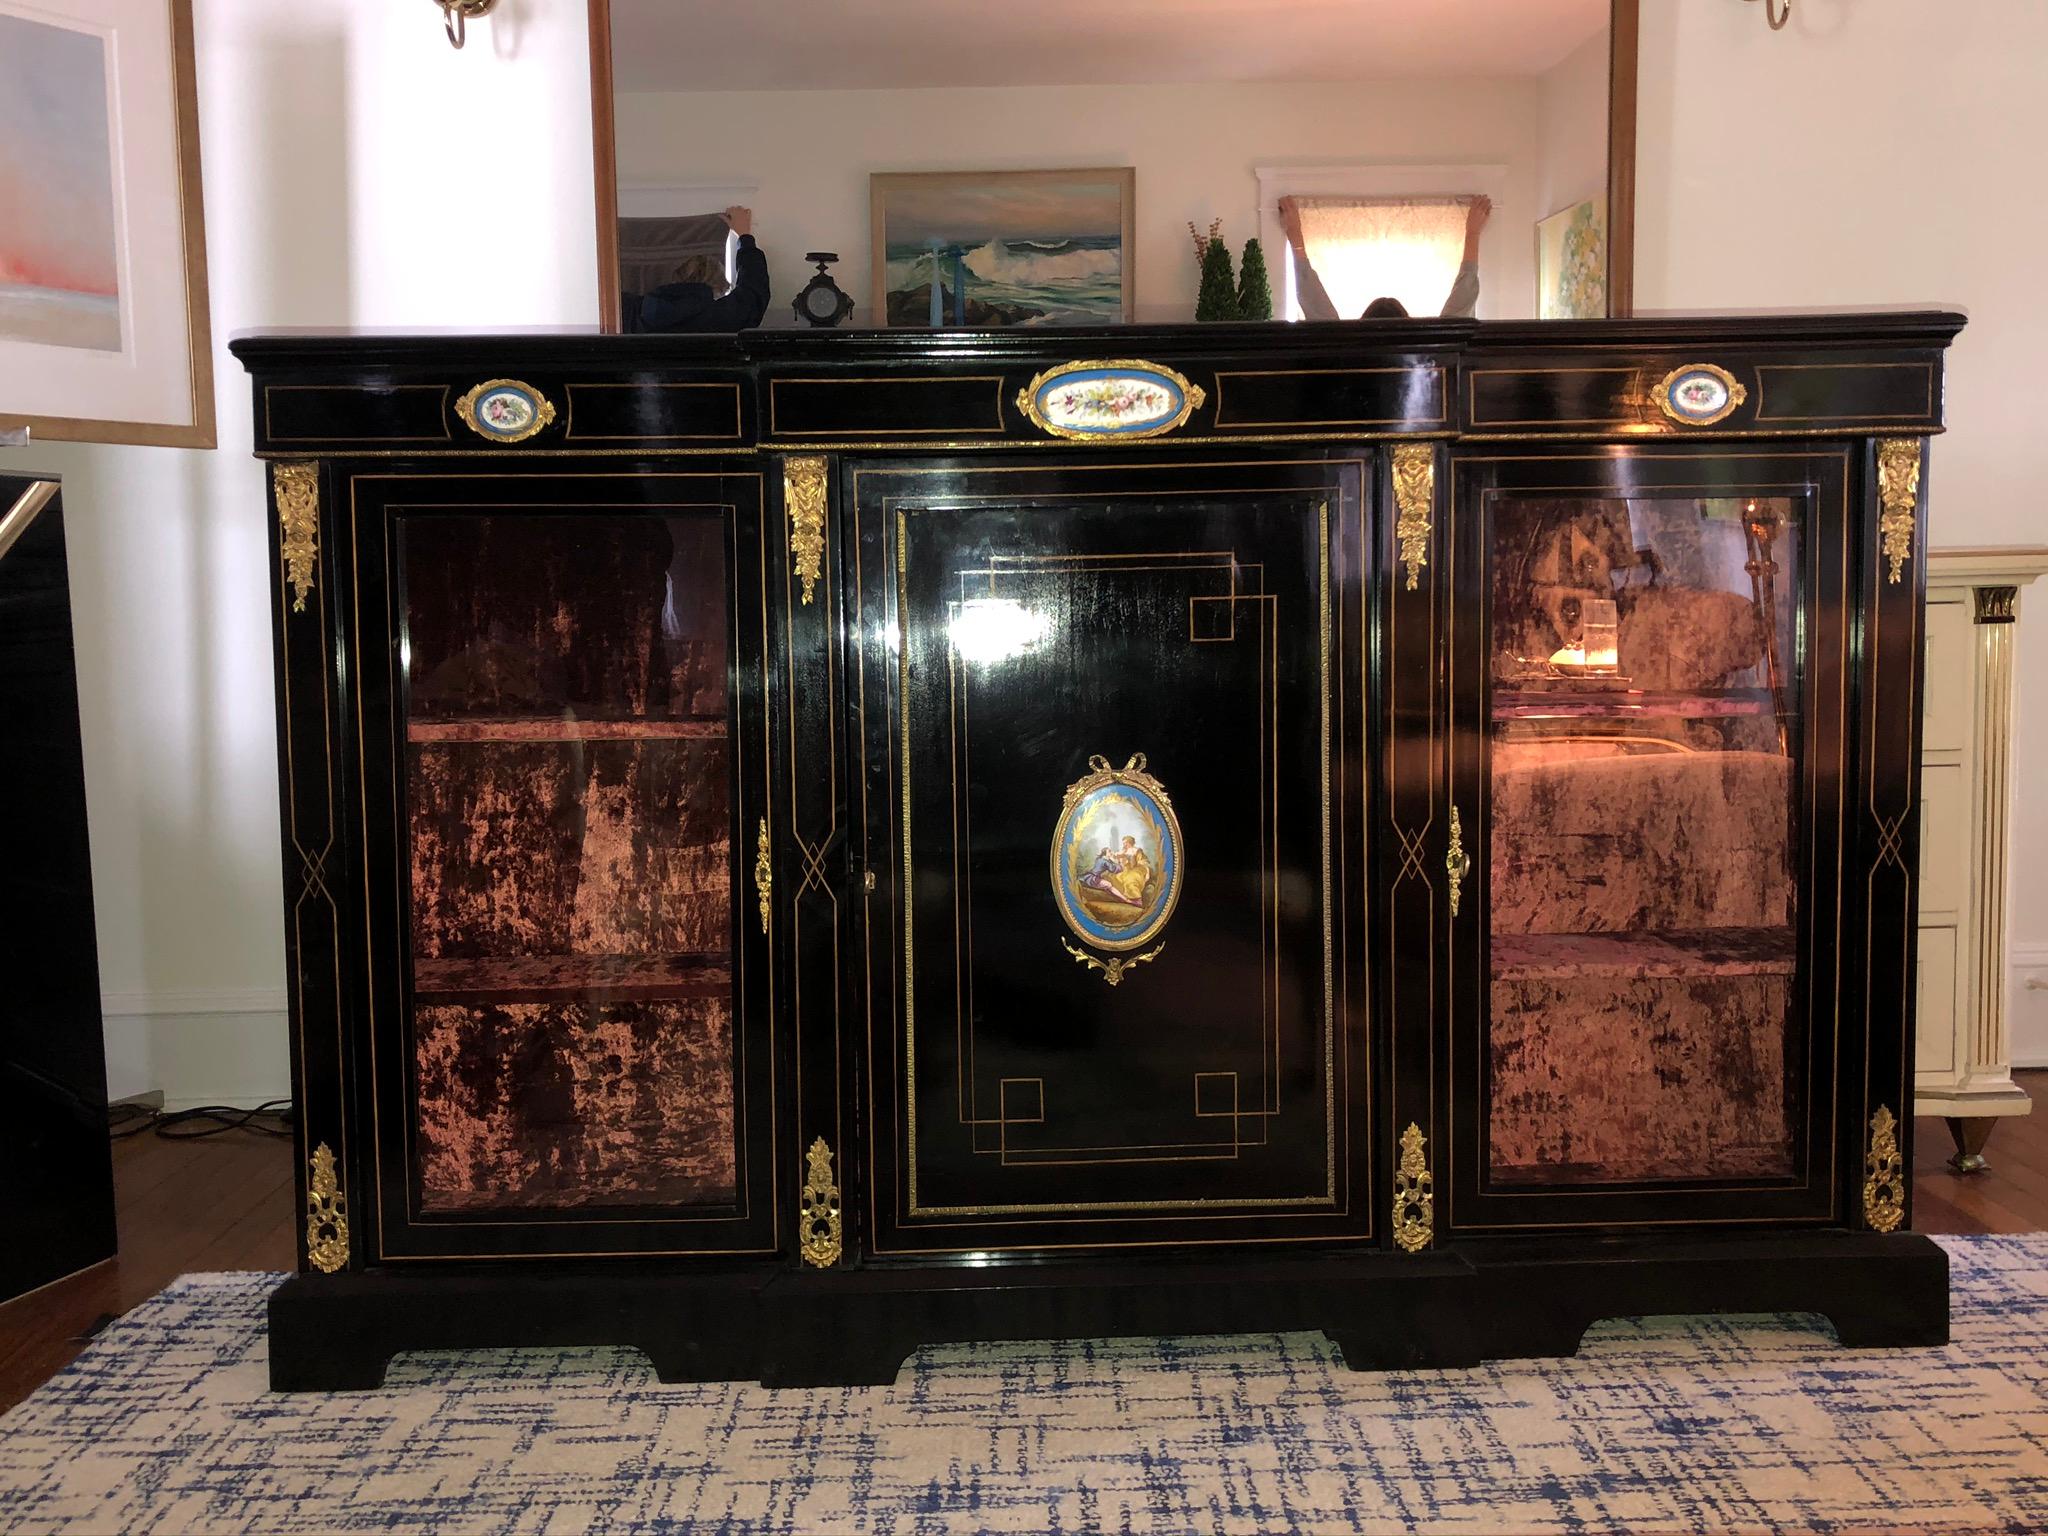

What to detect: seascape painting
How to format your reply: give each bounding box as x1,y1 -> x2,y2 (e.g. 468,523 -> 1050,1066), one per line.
872,168 -> 1134,328
1536,196 -> 1606,321
0,13 -> 122,352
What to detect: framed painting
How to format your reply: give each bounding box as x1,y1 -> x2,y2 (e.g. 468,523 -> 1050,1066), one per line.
870,168 -> 1134,328
0,0 -> 213,447
1535,196 -> 1607,322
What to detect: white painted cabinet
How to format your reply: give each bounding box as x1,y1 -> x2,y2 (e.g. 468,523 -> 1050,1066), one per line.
1915,548 -> 2047,1169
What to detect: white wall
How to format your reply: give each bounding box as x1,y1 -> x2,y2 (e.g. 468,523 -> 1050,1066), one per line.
615,79 -> 1546,322
1536,27 -> 1608,221
1637,0 -> 2048,1065
14,0 -> 2043,1102
0,0 -> 601,1108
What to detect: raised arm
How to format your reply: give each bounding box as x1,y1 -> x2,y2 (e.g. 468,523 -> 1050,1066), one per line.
1460,195 -> 1490,266
1441,195 -> 1490,318
1277,196 -> 1340,323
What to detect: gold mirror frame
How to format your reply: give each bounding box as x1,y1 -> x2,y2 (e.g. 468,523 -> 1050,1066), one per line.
586,0 -> 1638,331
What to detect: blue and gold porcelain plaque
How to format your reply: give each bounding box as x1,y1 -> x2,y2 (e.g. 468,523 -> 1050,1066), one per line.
1015,360 -> 1205,442
1655,362 -> 1747,427
1051,753 -> 1183,953
455,378 -> 557,443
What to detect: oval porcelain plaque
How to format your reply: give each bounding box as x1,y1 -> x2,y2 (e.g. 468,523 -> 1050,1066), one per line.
1656,363 -> 1747,427
456,378 -> 558,443
1051,754 -> 1183,952
1015,360 -> 1206,442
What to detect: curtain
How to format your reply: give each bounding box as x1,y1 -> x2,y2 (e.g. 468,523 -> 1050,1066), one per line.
1292,197 -> 1470,320
617,213 -> 731,295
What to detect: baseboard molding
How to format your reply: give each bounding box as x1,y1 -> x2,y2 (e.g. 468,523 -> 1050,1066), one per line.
100,999 -> 292,1112
100,988 -> 289,1017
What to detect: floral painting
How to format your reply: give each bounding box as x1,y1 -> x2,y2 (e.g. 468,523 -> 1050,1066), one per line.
872,168 -> 1134,328
0,14 -> 121,351
1536,197 -> 1607,321
482,395 -> 531,432
1015,362 -> 1203,441
1056,379 -> 1172,429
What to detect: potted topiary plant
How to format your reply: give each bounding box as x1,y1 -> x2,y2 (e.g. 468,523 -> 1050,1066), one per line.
1236,237 -> 1273,321
1190,219 -> 1238,322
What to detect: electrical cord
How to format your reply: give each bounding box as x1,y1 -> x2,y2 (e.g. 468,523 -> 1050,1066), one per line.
108,1099 -> 296,1141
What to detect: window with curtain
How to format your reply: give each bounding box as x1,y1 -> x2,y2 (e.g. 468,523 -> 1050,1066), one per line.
1285,197 -> 1471,321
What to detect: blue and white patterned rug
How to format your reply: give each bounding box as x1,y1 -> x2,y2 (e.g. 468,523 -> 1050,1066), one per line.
3,1235 -> 2045,1534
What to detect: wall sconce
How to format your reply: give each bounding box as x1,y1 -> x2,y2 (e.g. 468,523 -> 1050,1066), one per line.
435,0 -> 497,49
1745,0 -> 1792,29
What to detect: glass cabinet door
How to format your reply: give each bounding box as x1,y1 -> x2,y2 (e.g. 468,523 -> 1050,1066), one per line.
349,472 -> 776,1260
1448,450 -> 1850,1231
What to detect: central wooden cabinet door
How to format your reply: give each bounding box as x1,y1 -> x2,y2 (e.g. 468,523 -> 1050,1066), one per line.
346,468 -> 778,1261
852,455 -> 1373,1255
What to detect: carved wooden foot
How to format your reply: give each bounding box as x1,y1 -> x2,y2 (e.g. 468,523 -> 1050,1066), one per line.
1945,1116 -> 1996,1175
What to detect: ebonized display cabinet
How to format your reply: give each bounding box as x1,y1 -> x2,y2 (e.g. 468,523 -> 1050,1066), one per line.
232,313 -> 1962,1390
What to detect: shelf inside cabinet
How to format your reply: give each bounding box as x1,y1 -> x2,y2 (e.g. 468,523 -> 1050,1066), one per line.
1491,927 -> 1796,982
1492,687 -> 1787,722
412,952 -> 733,1004
408,716 -> 727,745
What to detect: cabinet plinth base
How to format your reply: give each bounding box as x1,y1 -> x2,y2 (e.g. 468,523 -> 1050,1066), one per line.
266,1269 -> 768,1392
264,1232 -> 1948,1392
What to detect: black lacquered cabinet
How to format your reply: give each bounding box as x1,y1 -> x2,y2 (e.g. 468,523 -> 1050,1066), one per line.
0,477 -> 118,1306
233,314 -> 1959,1390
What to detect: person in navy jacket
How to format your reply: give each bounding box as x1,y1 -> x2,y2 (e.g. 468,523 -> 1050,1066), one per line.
626,206 -> 771,333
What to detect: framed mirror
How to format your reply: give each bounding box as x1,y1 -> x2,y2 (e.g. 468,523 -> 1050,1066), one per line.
586,0 -> 1637,332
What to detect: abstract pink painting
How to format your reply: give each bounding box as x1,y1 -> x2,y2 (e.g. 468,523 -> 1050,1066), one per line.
0,14 -> 122,351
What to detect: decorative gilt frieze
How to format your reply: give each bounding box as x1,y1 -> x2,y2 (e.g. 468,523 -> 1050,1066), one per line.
1391,442 -> 1435,592
273,461 -> 320,613
305,1142 -> 349,1273
1392,1122 -> 1435,1253
1876,438 -> 1922,586
1863,1106 -> 1905,1233
1445,805 -> 1470,918
1061,937 -> 1165,987
754,817 -> 772,935
784,455 -> 828,604
799,1136 -> 843,1268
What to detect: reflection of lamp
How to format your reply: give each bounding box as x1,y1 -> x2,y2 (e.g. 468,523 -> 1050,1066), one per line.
1581,598 -> 1620,671
1548,597 -> 1620,673
948,599 -> 1050,665
434,0 -> 497,49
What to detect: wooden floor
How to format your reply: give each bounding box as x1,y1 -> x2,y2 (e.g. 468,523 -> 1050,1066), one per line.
1911,1075 -> 2048,1235
0,1128 -> 296,1414
3,1079 -> 2045,1414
